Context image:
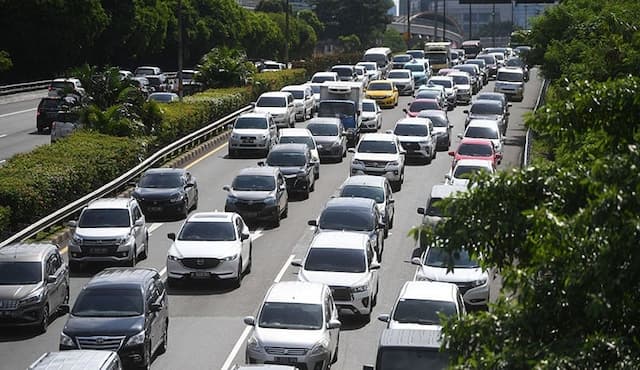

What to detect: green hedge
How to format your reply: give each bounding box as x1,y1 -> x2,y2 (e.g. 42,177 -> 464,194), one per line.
0,132 -> 146,238
251,68 -> 308,96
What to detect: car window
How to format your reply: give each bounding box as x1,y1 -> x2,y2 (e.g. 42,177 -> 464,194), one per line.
133,205 -> 142,221
304,248 -> 366,273
340,185 -> 385,203
79,209 -> 131,228
357,140 -> 398,154
178,221 -> 237,241
324,295 -> 332,323
259,302 -> 323,330
319,209 -> 375,231
392,298 -> 457,324
366,243 -> 374,265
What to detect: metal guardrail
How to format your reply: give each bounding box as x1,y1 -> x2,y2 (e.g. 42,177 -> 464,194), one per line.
0,80 -> 51,96
0,104 -> 253,248
522,77 -> 550,167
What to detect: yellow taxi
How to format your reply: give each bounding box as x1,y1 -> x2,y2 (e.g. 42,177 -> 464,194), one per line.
365,80 -> 399,108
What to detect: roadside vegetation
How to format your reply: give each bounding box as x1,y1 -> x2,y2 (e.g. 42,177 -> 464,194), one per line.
408,0 -> 640,367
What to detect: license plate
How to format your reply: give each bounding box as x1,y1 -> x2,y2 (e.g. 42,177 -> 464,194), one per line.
149,206 -> 162,212
0,311 -> 13,316
92,248 -> 108,254
242,140 -> 254,143
191,271 -> 210,279
274,357 -> 297,364
243,212 -> 258,218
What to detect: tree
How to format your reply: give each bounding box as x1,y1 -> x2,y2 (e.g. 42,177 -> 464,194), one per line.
255,0 -> 285,13
0,50 -> 11,72
241,11 -> 286,60
382,28 -> 406,53
195,47 -> 256,88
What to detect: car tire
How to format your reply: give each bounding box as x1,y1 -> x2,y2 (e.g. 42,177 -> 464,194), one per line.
389,214 -> 394,229
192,192 -> 199,211
310,178 -> 315,192
140,234 -> 149,260
282,203 -> 288,218
391,180 -> 401,192
69,260 -> 81,273
158,320 -> 168,355
372,283 -> 379,307
141,342 -> 152,370
37,126 -> 45,134
246,245 -> 253,274
182,202 -> 189,219
272,208 -> 281,227
167,277 -> 179,289
303,188 -> 310,200
233,258 -> 243,288
383,226 -> 389,239
37,304 -> 49,334
129,249 -> 137,267
332,339 -> 339,364
228,149 -> 236,159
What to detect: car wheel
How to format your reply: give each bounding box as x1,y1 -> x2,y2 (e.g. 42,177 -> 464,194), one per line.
38,305 -> 49,333
372,283 -> 379,306
182,202 -> 189,219
140,234 -> 149,260
233,258 -> 243,288
141,342 -> 152,370
310,178 -> 315,192
158,320 -> 168,355
282,202 -> 288,218
389,214 -> 394,229
303,188 -> 310,200
62,286 -> 70,305
129,248 -> 137,267
332,336 -> 340,364
167,277 -> 179,289
383,226 -> 389,239
37,126 -> 44,134
191,191 -> 199,211
228,149 -> 235,159
272,207 -> 281,227
391,180 -> 401,192
246,245 -> 253,274
69,260 -> 81,273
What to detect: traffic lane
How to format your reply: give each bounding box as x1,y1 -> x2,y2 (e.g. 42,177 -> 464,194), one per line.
0,109 -> 49,163
0,95 -> 42,116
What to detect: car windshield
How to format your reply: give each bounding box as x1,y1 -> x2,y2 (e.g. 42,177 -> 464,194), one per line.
492,53 -> 505,61
51,81 -> 74,90
428,79 -> 451,88
258,302 -> 323,330
478,55 -> 496,65
422,114 -> 447,127
395,124 -> 428,136
388,71 -> 410,79
470,102 -> 502,115
451,75 -> 469,85
426,197 -> 443,217
73,288 -> 143,317
41,99 -> 61,109
332,67 -> 352,77
457,143 -> 493,157
279,136 -> 315,149
467,60 -> 486,68
135,68 -> 156,76
138,172 -> 183,188
79,209 -> 130,228
425,247 -> 479,268
404,64 -> 424,72
235,117 -> 268,129
476,94 -> 503,104
311,75 -> 335,83
319,209 -> 374,231
318,102 -> 355,118
340,185 -> 385,203
304,248 -> 366,273
362,102 -> 377,112
363,54 -> 387,67
367,82 -> 392,91
283,89 -> 304,99
307,123 -> 338,136
393,299 -> 457,325
393,55 -> 412,63
355,68 -> 364,76
178,221 -> 236,241
358,63 -> 377,71
310,85 -> 321,94
466,126 -> 499,139
378,348 -> 449,370
257,97 -> 286,108
0,262 -> 42,285
506,58 -> 524,68
497,71 -> 523,82
181,71 -> 196,80
409,101 -> 439,112
267,151 -> 306,167
415,91 -> 439,100
357,140 -> 397,154
232,175 -> 275,191
407,51 -> 425,59
454,165 -> 490,179
426,54 -> 448,64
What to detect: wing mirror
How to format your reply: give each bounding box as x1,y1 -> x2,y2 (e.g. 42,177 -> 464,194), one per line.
134,219 -> 144,227
257,161 -> 265,167
457,133 -> 463,139
348,148 -> 356,153
448,151 -> 455,156
46,275 -> 57,284
58,304 -> 70,314
149,302 -> 163,312
223,185 -> 231,192
377,314 -> 390,322
463,110 -> 469,114
411,257 -> 423,266
402,108 -> 409,114
370,261 -> 381,270
167,232 -> 176,241
66,220 -> 77,228
243,316 -> 256,326
327,319 -> 342,329
417,207 -> 426,215
241,232 -> 250,241
308,219 -> 318,227
291,259 -> 303,267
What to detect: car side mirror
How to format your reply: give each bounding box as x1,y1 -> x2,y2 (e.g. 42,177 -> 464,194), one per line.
506,112 -> 510,116
167,232 -> 176,241
66,220 -> 77,228
507,103 -> 512,107
377,221 -> 386,229
257,161 -> 265,167
449,124 -> 454,129
150,302 -> 163,312
463,110 -> 469,114
411,257 -> 423,266
185,183 -> 194,188
457,133 -> 463,139
327,319 -> 341,329
59,304 -> 70,314
243,316 -> 256,326
291,259 -> 303,267
348,148 -> 356,153
223,185 -> 231,192
308,219 -> 318,227
402,108 -> 408,114
445,174 -> 452,180
377,314 -> 390,323
448,151 -> 455,156
241,232 -> 250,241
134,219 -> 144,227
388,199 -> 395,204
417,207 -> 426,215
370,261 -> 381,270
46,275 -> 57,284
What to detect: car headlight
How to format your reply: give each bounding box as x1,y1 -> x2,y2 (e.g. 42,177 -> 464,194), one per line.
247,335 -> 262,352
126,330 -> 146,346
231,133 -> 241,139
473,277 -> 488,287
60,332 -> 75,347
297,169 -> 307,177
169,193 -> 185,203
167,254 -> 180,261
416,275 -> 433,282
226,196 -> 238,204
352,159 -> 364,166
264,196 -> 277,205
386,161 -> 399,167
351,284 -> 369,293
71,234 -> 83,245
19,289 -> 44,306
419,140 -> 431,146
222,254 -> 239,262
309,340 -> 330,356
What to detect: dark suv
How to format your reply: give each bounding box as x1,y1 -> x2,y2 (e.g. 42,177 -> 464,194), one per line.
36,97 -> 62,133
263,143 -> 316,199
60,268 -> 168,369
0,243 -> 69,333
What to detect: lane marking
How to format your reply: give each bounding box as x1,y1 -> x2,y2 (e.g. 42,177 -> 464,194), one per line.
185,142 -> 228,169
0,160 -> 5,165
0,107 -> 36,118
159,267 -> 167,277
220,253 -> 296,370
0,134 -> 6,138
148,223 -> 163,234
60,246 -> 68,255
251,228 -> 264,241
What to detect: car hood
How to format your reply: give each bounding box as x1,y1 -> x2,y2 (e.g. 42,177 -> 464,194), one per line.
277,166 -> 305,176
388,78 -> 411,84
232,129 -> 268,136
0,283 -> 41,300
361,112 -> 377,119
456,84 -> 472,90
299,269 -> 369,287
254,107 -> 287,115
432,127 -> 448,134
469,113 -> 502,121
133,187 -> 181,201
496,81 -> 523,86
229,190 -> 274,201
254,327 -> 324,349
170,240 -> 240,259
397,135 -> 428,143
64,315 -> 144,337
314,136 -> 340,146
419,265 -> 486,283
365,91 -> 393,97
388,321 -> 442,331
75,228 -> 130,239
354,153 -> 399,162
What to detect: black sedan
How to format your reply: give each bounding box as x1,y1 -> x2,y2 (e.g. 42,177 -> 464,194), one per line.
264,143 -> 316,199
132,168 -> 198,219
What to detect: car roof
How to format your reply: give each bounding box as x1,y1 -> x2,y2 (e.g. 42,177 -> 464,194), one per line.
143,168 -> 185,176
331,65 -> 354,69
238,112 -> 270,119
265,281 -> 326,305
29,350 -> 119,370
379,328 -> 442,349
312,71 -> 338,76
396,117 -> 431,126
325,196 -> 376,209
430,76 -> 453,81
430,184 -> 467,199
279,128 -> 312,137
411,98 -> 438,104
270,143 -> 308,152
342,175 -> 386,188
460,137 -> 494,146
368,80 -> 393,86
360,133 -> 396,141
399,281 -> 458,302
238,166 -> 279,177
466,119 -> 500,128
455,158 -> 495,168
87,267 -> 159,289
0,243 -> 56,262
472,99 -> 502,107
476,92 -> 505,100
186,212 -> 235,223
233,366 -> 296,370
418,109 -> 447,118
389,69 -> 411,74
259,92 -> 290,98
281,85 -> 307,91
310,231 -> 369,250
86,198 -> 132,210
362,98 -> 377,105
307,117 -> 341,125
498,67 -> 524,73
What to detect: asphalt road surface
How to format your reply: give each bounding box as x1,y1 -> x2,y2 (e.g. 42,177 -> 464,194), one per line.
0,91 -> 49,165
0,71 -> 542,370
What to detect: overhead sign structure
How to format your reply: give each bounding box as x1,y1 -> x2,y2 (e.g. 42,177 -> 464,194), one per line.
458,0 -> 512,4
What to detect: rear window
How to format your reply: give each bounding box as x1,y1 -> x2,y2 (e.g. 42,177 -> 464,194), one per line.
465,126 -> 499,140
257,96 -> 286,108
457,142 -> 493,157
497,71 -> 523,82
470,102 -> 502,115
307,123 -> 338,136
40,98 -> 61,109
304,248 -> 366,273
388,71 -> 410,79
283,89 -> 304,99
319,208 -> 375,231
409,101 -> 439,112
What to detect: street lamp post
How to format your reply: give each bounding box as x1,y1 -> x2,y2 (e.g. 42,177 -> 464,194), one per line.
284,0 -> 290,65
177,0 -> 183,100
443,0 -> 447,41
492,1 -> 496,47
468,3 -> 472,39
407,0 -> 411,48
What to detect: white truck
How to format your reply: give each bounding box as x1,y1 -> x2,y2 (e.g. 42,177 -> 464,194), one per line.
425,42 -> 452,73
318,82 -> 364,146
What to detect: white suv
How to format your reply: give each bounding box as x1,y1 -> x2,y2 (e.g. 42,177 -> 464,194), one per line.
281,85 -> 315,121
495,67 -> 525,101
386,69 -> 414,95
67,198 -> 148,270
392,117 -> 437,164
254,92 -> 296,128
293,231 -> 380,320
349,133 -> 406,191
228,112 -> 279,158
244,281 -> 341,370
166,212 -> 252,288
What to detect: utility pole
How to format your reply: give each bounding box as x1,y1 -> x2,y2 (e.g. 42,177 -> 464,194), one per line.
492,1 -> 496,47
443,0 -> 447,41
177,0 -> 183,100
406,0 -> 411,48
284,0 -> 290,65
468,3 -> 472,39
433,0 -> 438,42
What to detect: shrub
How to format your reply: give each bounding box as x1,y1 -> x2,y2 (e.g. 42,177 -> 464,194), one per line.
251,68 -> 307,97
0,132 -> 146,237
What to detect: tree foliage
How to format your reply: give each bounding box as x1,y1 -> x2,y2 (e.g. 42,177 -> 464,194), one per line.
255,0 -> 285,13
195,47 -> 256,88
382,28 -> 406,53
0,50 -> 12,72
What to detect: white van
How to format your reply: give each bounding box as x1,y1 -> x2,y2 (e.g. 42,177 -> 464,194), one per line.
363,47 -> 392,78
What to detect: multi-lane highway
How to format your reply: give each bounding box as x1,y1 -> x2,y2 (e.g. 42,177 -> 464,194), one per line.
0,71 -> 541,370
0,91 -> 49,164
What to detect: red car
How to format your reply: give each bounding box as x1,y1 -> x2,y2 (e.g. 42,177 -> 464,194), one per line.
404,98 -> 444,117
448,137 -> 502,167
